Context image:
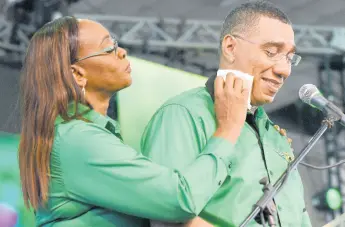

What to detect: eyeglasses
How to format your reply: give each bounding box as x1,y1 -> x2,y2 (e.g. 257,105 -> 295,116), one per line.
231,34 -> 302,66
74,37 -> 118,63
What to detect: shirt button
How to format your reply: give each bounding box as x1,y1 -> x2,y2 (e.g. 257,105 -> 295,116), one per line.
228,162 -> 232,168
269,170 -> 274,176
218,181 -> 222,185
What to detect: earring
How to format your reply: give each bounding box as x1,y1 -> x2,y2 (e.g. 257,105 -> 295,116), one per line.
82,86 -> 85,96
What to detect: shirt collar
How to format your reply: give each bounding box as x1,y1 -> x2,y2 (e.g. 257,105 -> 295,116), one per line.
54,102 -> 120,135
205,74 -> 272,125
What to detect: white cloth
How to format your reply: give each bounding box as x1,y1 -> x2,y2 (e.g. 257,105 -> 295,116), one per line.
217,69 -> 254,109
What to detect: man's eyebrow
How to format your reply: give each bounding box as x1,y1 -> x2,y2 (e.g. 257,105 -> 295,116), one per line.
261,41 -> 296,53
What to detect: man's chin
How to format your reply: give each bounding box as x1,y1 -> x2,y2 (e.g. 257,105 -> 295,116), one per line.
263,94 -> 276,104
252,95 -> 275,106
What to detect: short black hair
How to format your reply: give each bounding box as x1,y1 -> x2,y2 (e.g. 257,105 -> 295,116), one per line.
219,1 -> 291,47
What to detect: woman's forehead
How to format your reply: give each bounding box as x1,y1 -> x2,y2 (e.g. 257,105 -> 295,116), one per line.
77,19 -> 110,46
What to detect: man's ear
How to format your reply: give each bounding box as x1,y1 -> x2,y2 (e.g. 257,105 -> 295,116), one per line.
71,64 -> 87,87
221,34 -> 237,64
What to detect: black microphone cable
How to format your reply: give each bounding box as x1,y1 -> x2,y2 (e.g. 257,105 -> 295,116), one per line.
300,160 -> 345,170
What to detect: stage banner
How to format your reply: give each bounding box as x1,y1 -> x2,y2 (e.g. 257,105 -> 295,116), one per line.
117,56 -> 207,152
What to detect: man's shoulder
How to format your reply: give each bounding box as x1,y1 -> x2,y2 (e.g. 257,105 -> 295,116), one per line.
162,86 -> 213,111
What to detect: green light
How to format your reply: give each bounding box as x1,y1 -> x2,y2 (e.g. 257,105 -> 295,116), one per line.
325,188 -> 342,210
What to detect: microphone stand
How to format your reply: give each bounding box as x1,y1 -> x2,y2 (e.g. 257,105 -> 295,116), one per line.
239,116 -> 336,227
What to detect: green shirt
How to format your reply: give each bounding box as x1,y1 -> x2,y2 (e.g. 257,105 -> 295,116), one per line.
141,86 -> 312,227
35,103 -> 238,227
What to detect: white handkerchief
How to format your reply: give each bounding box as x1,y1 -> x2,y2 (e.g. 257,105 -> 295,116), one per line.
217,69 -> 253,109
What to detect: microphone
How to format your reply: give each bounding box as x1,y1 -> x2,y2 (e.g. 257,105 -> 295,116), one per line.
299,84 -> 345,127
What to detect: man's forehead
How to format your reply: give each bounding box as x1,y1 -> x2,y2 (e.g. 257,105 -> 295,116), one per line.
252,16 -> 295,46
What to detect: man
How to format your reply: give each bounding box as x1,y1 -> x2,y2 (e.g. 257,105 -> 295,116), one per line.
141,1 -> 312,226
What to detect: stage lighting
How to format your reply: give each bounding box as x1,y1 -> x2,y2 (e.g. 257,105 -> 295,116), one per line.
0,203 -> 18,227
312,188 -> 342,211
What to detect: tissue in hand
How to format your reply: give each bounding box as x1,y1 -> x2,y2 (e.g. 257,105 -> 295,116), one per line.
217,69 -> 253,109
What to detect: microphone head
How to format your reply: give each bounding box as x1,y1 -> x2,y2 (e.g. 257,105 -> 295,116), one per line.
299,84 -> 319,104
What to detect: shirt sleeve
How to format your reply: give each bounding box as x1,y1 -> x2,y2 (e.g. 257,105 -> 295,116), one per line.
141,104 -> 240,224
56,118 -> 237,222
141,104 -> 212,170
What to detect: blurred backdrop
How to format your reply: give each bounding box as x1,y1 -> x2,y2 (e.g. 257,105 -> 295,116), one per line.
1,0 -> 345,226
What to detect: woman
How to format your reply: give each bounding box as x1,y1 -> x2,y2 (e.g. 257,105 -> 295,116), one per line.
18,16 -> 248,226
